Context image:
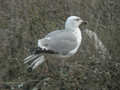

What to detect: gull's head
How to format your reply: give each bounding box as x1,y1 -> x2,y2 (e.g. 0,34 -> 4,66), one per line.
65,16 -> 84,30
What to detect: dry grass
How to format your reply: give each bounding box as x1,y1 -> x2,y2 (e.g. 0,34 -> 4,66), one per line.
0,0 -> 120,90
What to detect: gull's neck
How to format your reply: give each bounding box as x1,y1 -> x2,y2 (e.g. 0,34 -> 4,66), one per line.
65,23 -> 80,32
65,26 -> 80,32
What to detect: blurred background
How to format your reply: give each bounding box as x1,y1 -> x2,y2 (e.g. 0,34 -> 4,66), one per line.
0,0 -> 120,90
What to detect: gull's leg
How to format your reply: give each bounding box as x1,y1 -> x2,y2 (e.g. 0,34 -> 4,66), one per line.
44,59 -> 58,75
44,59 -> 49,73
57,59 -> 65,75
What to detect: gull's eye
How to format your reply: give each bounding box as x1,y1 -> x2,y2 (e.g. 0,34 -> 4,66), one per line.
75,18 -> 80,21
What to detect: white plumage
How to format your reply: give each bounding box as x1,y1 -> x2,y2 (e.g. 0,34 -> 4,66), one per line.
24,16 -> 86,71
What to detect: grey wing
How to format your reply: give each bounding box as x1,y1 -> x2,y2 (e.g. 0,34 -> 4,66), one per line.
42,31 -> 77,54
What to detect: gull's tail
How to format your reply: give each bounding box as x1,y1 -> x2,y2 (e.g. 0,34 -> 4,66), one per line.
24,55 -> 45,71
24,47 -> 57,71
24,47 -> 46,71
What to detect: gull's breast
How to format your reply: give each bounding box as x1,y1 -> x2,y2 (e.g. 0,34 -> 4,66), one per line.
70,28 -> 82,54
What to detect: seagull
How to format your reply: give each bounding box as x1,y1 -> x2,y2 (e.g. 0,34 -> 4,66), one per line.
24,16 -> 87,71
